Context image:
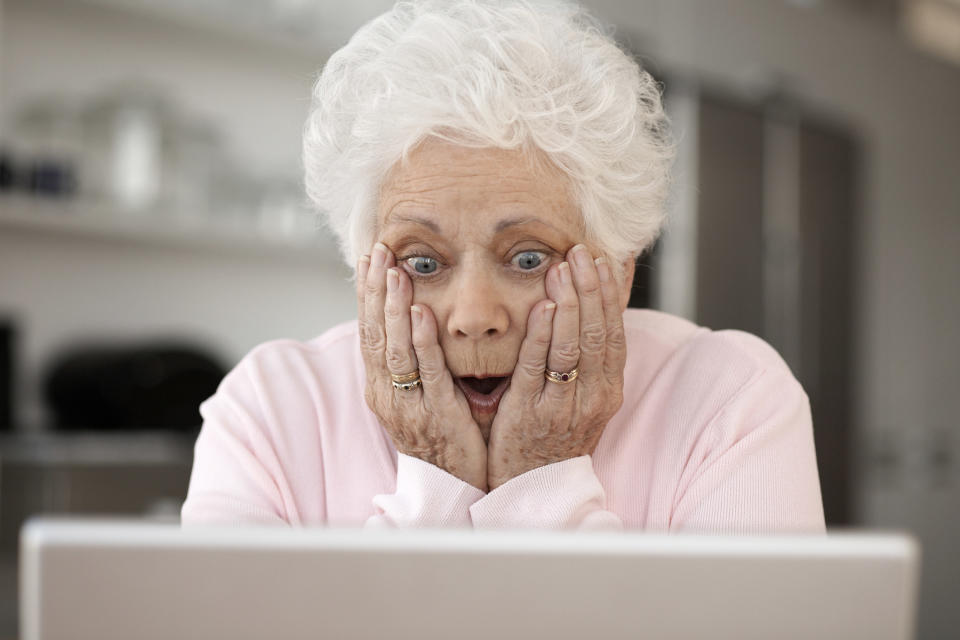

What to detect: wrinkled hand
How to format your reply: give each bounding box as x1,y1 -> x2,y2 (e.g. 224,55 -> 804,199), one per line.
358,243 -> 487,491
487,244 -> 627,490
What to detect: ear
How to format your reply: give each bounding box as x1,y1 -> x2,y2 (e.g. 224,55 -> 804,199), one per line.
617,256 -> 635,311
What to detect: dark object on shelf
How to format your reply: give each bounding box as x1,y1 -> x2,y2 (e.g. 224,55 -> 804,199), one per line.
44,343 -> 226,431
0,149 -> 15,191
27,158 -> 77,197
0,319 -> 14,430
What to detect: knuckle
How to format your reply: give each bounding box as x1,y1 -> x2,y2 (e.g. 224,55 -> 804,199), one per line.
410,327 -> 430,351
364,279 -> 381,298
532,331 -> 552,349
357,322 -> 370,344
383,301 -> 403,322
418,360 -> 444,386
360,326 -> 386,354
358,320 -> 373,340
385,347 -> 410,372
606,325 -> 626,350
581,324 -> 605,349
554,343 -> 581,363
520,360 -> 545,379
604,364 -> 626,386
579,278 -> 602,297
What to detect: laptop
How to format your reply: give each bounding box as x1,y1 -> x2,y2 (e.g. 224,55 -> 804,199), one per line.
20,518 -> 919,640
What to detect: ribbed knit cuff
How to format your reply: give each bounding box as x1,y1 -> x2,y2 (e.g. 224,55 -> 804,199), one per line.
469,455 -> 607,529
370,453 -> 487,527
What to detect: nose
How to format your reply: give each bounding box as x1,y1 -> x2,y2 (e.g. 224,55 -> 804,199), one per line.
445,267 -> 510,340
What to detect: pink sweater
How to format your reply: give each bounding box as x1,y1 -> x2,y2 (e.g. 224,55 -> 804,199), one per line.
181,308 -> 825,532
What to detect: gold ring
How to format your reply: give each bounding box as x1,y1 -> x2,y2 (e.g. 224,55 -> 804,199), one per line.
391,370 -> 421,384
392,378 -> 422,391
545,367 -> 579,384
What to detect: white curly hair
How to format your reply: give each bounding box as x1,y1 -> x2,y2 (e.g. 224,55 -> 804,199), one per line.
303,0 -> 674,277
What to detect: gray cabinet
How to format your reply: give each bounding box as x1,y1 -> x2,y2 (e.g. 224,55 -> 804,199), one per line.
645,89 -> 859,525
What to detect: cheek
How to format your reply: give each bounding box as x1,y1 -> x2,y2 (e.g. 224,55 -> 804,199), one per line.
509,281 -> 550,330
407,281 -> 456,327
407,280 -> 436,308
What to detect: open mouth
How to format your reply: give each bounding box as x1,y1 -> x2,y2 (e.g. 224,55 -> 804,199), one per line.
454,375 -> 511,415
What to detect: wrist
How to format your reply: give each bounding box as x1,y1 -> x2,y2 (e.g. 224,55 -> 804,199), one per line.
401,445 -> 487,492
488,454 -> 580,491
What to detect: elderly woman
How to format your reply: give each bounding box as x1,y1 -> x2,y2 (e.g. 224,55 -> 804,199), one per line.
181,0 -> 825,532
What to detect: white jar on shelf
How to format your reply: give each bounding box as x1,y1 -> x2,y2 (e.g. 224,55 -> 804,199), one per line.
81,86 -> 168,213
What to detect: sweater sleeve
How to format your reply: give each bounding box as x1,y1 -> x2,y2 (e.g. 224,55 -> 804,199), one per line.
669,366 -> 826,534
182,340 -> 344,527
468,456 -> 623,530
365,453 -> 486,528
180,379 -> 290,527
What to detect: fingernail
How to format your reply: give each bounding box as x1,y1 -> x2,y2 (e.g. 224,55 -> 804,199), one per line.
387,268 -> 398,292
571,244 -> 591,270
558,261 -> 571,285
372,242 -> 388,267
544,301 -> 557,319
410,305 -> 422,325
358,255 -> 370,278
595,256 -> 610,283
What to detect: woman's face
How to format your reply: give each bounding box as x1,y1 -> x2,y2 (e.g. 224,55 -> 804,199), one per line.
377,139 -> 619,430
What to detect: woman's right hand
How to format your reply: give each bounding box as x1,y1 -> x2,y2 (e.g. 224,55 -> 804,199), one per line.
357,242 -> 488,491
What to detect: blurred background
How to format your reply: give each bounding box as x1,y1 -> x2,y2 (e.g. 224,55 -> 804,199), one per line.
0,0 -> 957,637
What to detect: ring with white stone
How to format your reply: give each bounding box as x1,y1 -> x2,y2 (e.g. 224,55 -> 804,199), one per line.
544,367 -> 579,384
391,370 -> 422,391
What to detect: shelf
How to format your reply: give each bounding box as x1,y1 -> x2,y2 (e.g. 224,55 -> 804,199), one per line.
0,430 -> 196,466
0,195 -> 346,268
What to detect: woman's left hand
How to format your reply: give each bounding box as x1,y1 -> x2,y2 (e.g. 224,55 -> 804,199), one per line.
486,244 -> 628,491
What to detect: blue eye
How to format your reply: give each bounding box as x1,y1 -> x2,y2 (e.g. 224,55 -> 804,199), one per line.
406,256 -> 438,274
513,251 -> 544,270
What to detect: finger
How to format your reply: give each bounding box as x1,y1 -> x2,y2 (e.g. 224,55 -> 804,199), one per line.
596,256 -> 628,383
543,260 -> 580,400
356,253 -> 370,316
359,242 -> 395,387
384,267 -> 421,392
510,300 -> 557,398
410,303 -> 458,406
568,244 -> 605,389
356,252 -> 375,376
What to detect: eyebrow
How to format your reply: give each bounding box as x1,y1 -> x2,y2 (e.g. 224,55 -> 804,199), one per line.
386,214 -> 561,235
386,215 -> 441,233
495,216 -> 560,233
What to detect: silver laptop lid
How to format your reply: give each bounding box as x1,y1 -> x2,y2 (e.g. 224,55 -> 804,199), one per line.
21,518 -> 919,640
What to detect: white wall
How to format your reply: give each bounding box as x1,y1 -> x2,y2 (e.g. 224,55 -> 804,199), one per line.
0,0 -> 320,176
